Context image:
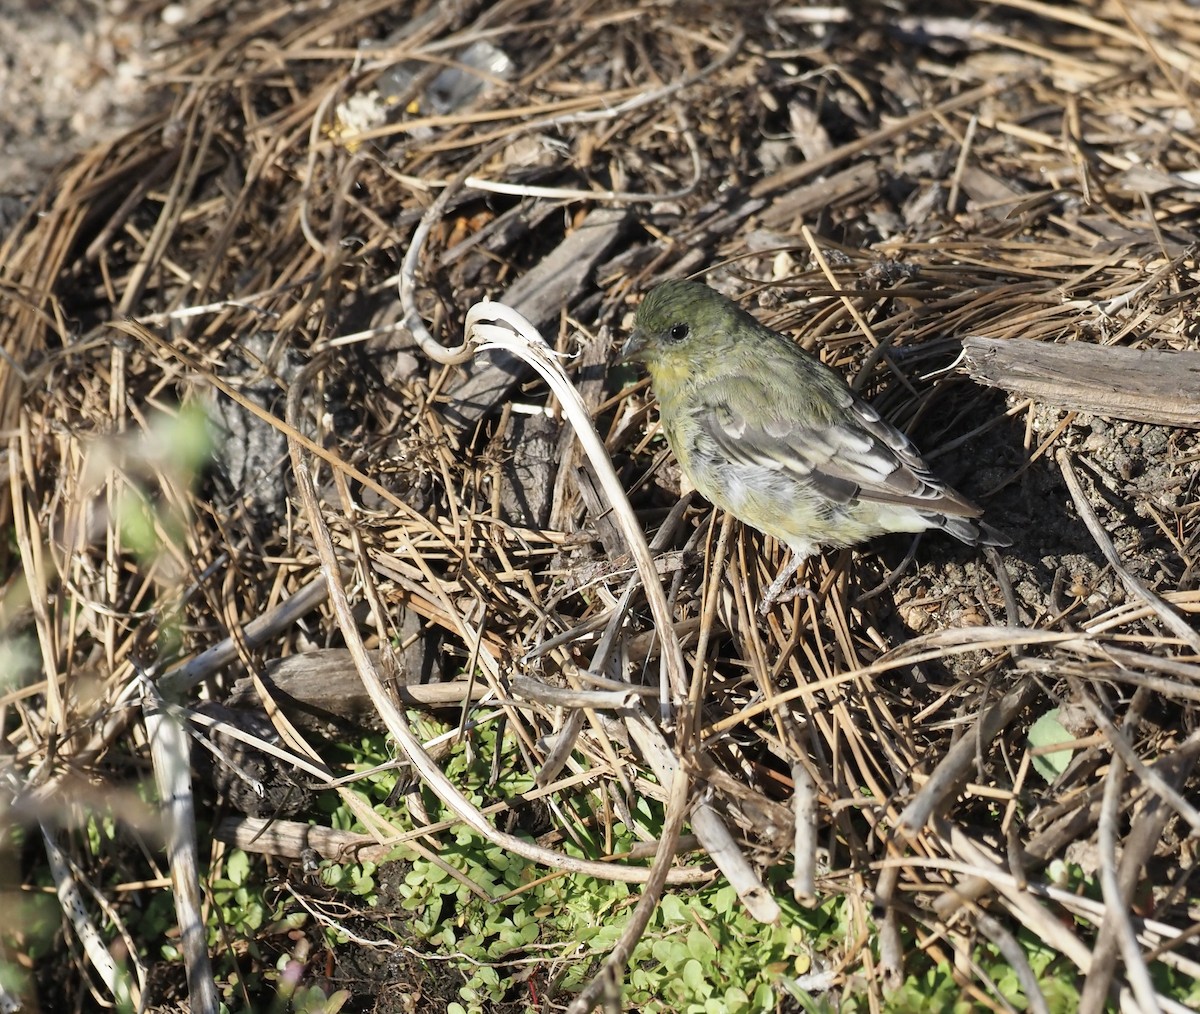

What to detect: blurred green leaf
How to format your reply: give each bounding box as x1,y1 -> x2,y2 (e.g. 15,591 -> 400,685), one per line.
1028,709 -> 1075,782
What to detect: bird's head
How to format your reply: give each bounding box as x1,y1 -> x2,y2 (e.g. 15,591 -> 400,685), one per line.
621,279 -> 759,380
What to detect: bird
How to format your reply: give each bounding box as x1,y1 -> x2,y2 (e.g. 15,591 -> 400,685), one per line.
620,278 -> 1008,612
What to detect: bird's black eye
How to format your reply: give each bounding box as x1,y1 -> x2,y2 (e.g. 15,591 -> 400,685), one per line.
668,323 -> 689,341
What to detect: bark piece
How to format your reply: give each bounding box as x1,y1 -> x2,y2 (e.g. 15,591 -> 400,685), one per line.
442,205 -> 628,428
225,648 -> 485,729
960,335 -> 1200,428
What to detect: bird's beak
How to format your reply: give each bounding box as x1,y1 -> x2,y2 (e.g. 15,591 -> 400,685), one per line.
619,329 -> 648,364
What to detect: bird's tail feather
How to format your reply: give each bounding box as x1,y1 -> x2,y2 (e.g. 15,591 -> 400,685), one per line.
935,514 -> 1012,549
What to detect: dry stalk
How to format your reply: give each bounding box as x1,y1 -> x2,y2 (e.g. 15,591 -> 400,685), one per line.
141,679 -> 218,1014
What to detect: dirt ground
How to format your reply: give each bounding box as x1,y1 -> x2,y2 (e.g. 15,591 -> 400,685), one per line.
0,2 -> 162,218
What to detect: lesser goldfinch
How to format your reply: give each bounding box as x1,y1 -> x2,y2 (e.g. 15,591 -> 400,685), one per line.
622,279 -> 1008,611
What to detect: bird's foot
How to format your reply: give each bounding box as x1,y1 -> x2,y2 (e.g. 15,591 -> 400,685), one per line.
757,551 -> 815,616
758,584 -> 816,616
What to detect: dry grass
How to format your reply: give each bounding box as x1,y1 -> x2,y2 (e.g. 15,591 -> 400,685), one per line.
2,1 -> 1199,1011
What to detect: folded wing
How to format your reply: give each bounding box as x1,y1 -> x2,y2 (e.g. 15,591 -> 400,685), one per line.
699,373 -> 981,519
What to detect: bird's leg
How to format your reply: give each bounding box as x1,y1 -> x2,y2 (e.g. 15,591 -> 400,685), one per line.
758,550 -> 815,616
